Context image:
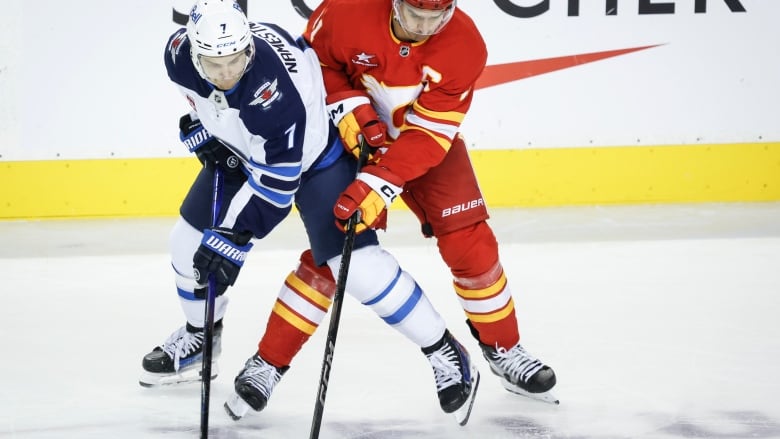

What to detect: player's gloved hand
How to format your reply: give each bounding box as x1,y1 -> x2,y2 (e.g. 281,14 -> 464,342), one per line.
333,165 -> 404,234
193,228 -> 254,297
327,94 -> 387,159
179,114 -> 242,174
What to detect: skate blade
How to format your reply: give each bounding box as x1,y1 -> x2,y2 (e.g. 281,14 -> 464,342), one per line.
453,367 -> 480,426
139,362 -> 219,388
501,379 -> 559,405
224,393 -> 252,421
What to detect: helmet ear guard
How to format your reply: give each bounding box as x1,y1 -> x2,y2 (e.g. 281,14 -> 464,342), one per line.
186,0 -> 255,83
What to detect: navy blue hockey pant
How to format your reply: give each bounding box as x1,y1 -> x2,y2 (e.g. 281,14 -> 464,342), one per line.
179,154 -> 378,266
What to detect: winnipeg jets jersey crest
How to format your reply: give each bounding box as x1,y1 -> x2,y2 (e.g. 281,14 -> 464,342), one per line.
249,78 -> 281,108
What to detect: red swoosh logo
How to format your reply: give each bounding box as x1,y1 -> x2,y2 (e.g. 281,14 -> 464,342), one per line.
475,44 -> 662,90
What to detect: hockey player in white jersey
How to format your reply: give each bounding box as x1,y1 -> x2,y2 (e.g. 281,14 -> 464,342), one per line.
139,0 -> 479,425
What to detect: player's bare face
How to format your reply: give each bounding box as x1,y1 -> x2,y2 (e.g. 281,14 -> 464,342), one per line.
394,3 -> 451,41
199,51 -> 248,90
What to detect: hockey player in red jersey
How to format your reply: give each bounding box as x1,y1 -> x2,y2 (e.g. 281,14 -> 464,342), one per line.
305,0 -> 558,403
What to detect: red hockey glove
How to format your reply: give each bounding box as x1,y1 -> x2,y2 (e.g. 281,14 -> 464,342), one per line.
333,166 -> 404,234
328,96 -> 387,157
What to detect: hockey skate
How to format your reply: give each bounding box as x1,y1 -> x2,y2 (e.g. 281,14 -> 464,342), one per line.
139,321 -> 222,387
423,330 -> 480,426
224,354 -> 288,420
480,342 -> 559,404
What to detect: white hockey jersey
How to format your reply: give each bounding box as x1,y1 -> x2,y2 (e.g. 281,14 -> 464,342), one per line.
164,22 -> 335,238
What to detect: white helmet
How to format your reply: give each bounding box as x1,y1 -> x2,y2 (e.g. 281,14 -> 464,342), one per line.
186,0 -> 255,83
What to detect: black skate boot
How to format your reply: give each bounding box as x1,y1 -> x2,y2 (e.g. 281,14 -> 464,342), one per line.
224,354 -> 288,420
422,330 -> 480,426
480,341 -> 558,404
139,320 -> 223,387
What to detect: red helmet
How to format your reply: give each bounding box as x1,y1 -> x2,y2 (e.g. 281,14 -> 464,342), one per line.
403,0 -> 455,10
393,0 -> 456,36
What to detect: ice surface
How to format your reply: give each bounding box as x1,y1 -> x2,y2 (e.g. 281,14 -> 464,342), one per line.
1,203 -> 779,438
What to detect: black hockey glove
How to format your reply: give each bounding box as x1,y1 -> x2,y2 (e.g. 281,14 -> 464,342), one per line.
179,114 -> 242,174
193,228 -> 254,298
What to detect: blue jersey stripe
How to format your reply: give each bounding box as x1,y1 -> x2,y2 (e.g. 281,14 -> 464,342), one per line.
247,177 -> 295,206
248,159 -> 302,179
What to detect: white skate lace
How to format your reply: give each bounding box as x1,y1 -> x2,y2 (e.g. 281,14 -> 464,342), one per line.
240,356 -> 282,398
492,344 -> 544,384
427,344 -> 463,391
160,327 -> 204,372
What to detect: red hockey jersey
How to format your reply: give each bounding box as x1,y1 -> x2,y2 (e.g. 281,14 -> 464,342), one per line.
303,0 -> 488,182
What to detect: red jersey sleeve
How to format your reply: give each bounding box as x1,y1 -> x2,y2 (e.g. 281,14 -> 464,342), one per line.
305,0 -> 488,183
304,0 -> 369,107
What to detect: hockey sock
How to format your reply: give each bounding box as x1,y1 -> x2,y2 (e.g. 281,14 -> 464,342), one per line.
258,250 -> 336,368
454,261 -> 520,349
327,244 -> 446,348
437,222 -> 520,349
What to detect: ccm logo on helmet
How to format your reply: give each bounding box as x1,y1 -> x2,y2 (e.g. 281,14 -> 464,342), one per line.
441,198 -> 484,217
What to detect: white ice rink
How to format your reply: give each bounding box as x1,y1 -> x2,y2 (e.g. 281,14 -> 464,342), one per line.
1,203 -> 779,439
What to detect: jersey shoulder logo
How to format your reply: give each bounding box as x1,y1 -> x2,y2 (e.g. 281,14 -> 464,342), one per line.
352,52 -> 378,67
168,31 -> 188,64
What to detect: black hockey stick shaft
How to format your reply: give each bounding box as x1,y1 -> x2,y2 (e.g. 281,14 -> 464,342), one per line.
308,140 -> 370,439
200,166 -> 223,439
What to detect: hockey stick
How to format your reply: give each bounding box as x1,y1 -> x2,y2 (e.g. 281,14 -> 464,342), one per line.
200,166 -> 223,439
308,140 -> 370,439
